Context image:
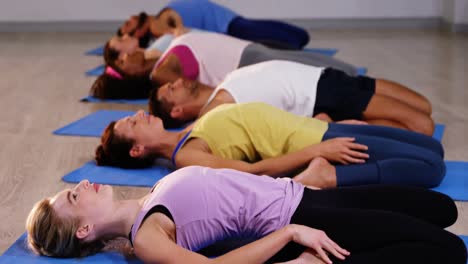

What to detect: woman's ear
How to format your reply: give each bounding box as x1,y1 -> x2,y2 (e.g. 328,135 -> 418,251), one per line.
75,224 -> 94,240
129,144 -> 146,158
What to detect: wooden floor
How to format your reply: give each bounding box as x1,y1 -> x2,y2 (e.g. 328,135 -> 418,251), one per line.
0,29 -> 467,254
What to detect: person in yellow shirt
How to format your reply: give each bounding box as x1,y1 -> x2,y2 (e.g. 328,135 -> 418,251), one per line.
96,103 -> 444,189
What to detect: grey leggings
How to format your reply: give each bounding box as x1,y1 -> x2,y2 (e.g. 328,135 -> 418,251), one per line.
238,43 -> 359,76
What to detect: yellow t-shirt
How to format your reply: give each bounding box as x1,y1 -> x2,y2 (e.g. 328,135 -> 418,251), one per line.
185,103 -> 328,162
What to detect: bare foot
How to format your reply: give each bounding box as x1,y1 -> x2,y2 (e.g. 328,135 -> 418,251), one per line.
293,157 -> 337,189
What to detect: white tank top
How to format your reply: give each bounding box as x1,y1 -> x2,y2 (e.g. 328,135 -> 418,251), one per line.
208,60 -> 324,117
157,31 -> 250,86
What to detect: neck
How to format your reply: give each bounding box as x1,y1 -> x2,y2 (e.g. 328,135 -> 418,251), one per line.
147,130 -> 189,160
95,198 -> 144,240
184,83 -> 216,119
143,58 -> 159,75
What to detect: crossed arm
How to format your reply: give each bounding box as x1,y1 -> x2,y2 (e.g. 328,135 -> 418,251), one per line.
153,8 -> 185,36
134,216 -> 349,264
175,138 -> 369,178
162,9 -> 184,31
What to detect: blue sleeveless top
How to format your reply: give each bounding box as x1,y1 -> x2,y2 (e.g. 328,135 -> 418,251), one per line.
167,0 -> 238,33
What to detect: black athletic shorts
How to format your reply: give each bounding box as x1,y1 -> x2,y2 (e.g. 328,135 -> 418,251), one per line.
313,68 -> 376,121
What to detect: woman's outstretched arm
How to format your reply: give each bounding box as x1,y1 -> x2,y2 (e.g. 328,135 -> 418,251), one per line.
134,217 -> 348,264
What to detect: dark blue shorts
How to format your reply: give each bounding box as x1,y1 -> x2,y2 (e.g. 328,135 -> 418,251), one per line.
313,68 -> 376,121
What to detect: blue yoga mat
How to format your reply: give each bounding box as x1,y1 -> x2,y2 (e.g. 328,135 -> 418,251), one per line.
464,236 -> 468,264
85,64 -> 105,76
433,123 -> 445,141
63,160 -> 174,187
357,67 -> 367,76
433,123 -> 446,141
85,45 -> 104,56
303,47 -> 338,57
80,96 -> 148,105
53,110 -> 136,137
432,161 -> 468,201
1,232 -> 466,264
53,110 -> 182,137
0,233 -> 142,264
53,110 -> 446,140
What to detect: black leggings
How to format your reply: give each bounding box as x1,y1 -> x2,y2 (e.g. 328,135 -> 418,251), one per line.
268,186 -> 467,264
227,16 -> 310,50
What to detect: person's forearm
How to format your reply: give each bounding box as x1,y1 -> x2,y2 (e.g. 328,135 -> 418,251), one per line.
249,145 -> 322,177
212,225 -> 295,264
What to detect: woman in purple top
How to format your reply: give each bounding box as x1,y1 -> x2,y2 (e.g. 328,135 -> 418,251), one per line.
26,166 -> 466,263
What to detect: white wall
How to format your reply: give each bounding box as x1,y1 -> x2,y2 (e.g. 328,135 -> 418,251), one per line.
0,0 -> 169,22
0,0 -> 444,22
442,0 -> 455,23
218,0 -> 443,19
453,0 -> 468,23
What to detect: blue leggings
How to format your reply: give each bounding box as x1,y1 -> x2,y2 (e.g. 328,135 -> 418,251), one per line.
227,16 -> 310,50
324,124 -> 445,187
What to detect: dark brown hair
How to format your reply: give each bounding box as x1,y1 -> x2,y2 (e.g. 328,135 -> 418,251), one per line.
148,87 -> 186,128
90,73 -> 154,100
103,41 -> 119,66
94,42 -> 155,100
95,121 -> 154,168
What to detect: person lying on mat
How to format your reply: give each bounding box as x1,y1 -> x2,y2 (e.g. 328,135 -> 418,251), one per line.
150,60 -> 434,135
117,0 -> 310,50
95,102 -> 444,189
91,30 -> 359,99
104,34 -> 164,63
26,166 -> 467,263
104,27 -> 202,66
105,28 -> 208,65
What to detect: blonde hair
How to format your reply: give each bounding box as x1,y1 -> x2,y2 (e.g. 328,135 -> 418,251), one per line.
26,198 -> 105,258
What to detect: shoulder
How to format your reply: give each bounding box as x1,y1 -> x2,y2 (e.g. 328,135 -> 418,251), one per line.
133,212 -> 212,263
175,139 -> 216,168
176,138 -> 212,161
181,137 -> 211,152
133,213 -> 175,259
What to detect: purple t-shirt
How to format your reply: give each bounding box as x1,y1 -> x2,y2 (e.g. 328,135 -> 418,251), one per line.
130,166 -> 304,251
